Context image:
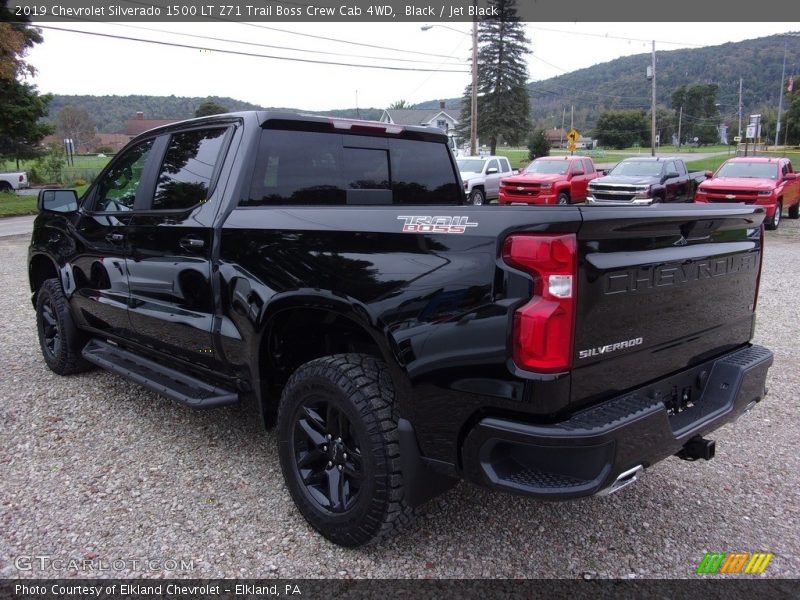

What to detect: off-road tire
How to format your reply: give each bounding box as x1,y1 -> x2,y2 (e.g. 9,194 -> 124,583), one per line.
35,278 -> 90,375
277,353 -> 414,547
556,192 -> 570,205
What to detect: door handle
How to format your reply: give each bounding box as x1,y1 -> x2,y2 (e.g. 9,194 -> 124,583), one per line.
105,232 -> 125,243
180,236 -> 205,251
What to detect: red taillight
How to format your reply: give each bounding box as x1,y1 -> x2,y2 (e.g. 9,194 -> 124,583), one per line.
503,233 -> 577,373
19,174 -> 24,182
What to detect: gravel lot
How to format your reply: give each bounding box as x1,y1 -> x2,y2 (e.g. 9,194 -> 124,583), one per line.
1,218 -> 798,579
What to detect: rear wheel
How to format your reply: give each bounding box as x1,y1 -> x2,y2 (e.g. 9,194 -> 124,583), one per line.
766,201 -> 782,230
0,181 -> 12,193
556,192 -> 570,205
788,202 -> 799,219
35,278 -> 89,375
469,188 -> 485,206
277,353 -> 413,547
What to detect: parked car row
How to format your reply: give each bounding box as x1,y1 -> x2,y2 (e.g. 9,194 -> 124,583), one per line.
475,155 -> 800,230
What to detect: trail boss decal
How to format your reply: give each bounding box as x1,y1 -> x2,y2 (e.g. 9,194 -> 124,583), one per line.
398,215 -> 478,234
578,337 -> 644,360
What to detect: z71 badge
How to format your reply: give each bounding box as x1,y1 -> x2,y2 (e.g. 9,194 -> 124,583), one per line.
397,215 -> 478,234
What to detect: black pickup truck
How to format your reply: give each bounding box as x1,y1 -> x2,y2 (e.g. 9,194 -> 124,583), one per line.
30,112 -> 772,547
587,156 -> 711,205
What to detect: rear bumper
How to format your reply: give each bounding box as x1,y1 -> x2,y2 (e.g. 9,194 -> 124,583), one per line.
461,344 -> 773,499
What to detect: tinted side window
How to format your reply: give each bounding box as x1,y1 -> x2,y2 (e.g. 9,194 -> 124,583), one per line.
244,131 -> 460,206
389,138 -> 461,205
92,139 -> 154,212
583,159 -> 594,174
486,159 -> 499,173
152,128 -> 227,210
500,158 -> 510,172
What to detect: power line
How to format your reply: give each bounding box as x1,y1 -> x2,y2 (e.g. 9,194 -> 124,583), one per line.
34,25 -> 470,73
120,0 -> 460,61
98,22 -> 463,66
528,25 -> 706,48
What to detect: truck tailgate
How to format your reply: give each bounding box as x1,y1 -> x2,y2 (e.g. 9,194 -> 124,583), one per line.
571,204 -> 765,407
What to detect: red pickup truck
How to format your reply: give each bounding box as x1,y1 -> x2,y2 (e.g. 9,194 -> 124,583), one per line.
499,156 -> 600,205
694,157 -> 800,229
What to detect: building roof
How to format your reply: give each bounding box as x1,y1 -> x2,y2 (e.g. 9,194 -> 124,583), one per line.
383,108 -> 458,126
122,118 -> 182,137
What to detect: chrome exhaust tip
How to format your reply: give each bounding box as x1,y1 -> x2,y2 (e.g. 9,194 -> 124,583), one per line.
597,465 -> 644,496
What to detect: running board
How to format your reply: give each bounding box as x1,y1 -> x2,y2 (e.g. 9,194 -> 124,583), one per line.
81,339 -> 238,409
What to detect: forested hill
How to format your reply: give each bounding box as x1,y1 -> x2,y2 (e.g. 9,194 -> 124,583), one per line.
46,33 -> 798,134
416,32 -> 800,130
44,95 -> 382,133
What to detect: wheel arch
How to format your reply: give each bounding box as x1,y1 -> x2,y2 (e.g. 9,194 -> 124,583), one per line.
28,253 -> 61,306
253,294 -> 406,424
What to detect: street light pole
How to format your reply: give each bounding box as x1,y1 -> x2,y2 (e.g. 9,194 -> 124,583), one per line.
471,9 -> 478,156
421,20 -> 478,156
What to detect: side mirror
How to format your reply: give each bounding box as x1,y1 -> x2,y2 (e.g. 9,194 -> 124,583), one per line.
785,173 -> 797,181
664,172 -> 680,181
705,170 -> 714,179
572,170 -> 584,176
38,189 -> 79,213
486,167 -> 499,175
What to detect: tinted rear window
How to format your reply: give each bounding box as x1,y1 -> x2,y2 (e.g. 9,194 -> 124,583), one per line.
242,130 -> 461,206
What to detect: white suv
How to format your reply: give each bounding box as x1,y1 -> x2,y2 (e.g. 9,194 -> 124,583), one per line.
457,156 -> 514,205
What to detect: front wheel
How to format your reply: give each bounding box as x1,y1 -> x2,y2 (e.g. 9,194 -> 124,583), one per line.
469,188 -> 485,206
766,201 -> 782,230
277,354 -> 413,547
556,192 -> 570,205
35,278 -> 89,375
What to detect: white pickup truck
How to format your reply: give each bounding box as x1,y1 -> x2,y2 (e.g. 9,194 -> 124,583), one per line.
0,172 -> 29,192
456,155 -> 514,205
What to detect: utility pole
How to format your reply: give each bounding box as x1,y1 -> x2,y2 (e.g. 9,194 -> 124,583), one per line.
651,40 -> 656,157
738,77 -> 743,139
570,105 -> 574,129
775,40 -> 787,147
470,5 -> 478,156
677,106 -> 683,150
560,107 -> 565,148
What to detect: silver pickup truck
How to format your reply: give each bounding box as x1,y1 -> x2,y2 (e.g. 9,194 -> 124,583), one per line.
457,155 -> 514,205
0,171 -> 30,192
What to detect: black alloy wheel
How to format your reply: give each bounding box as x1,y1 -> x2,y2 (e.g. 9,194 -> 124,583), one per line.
291,399 -> 364,513
277,354 -> 413,546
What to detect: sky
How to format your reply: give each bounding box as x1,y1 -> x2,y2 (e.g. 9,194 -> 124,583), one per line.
23,21 -> 800,112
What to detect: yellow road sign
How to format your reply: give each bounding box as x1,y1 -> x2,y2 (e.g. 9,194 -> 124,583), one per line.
567,128 -> 580,143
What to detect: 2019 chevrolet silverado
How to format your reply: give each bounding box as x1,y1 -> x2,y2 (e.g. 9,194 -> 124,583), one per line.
588,157 -> 710,205
694,157 -> 800,230
29,112 -> 772,546
499,156 -> 600,205
456,155 -> 514,205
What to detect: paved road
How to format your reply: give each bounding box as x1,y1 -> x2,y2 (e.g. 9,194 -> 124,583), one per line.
0,215 -> 34,238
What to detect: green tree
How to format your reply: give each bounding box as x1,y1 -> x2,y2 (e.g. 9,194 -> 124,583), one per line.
527,129 -> 550,160
0,0 -> 52,167
0,0 -> 42,80
457,0 -> 531,155
56,105 -> 97,152
388,99 -> 412,109
671,84 -> 720,144
194,100 -> 228,117
593,110 -> 648,149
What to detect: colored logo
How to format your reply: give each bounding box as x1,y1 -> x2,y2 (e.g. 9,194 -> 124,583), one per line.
696,552 -> 773,574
